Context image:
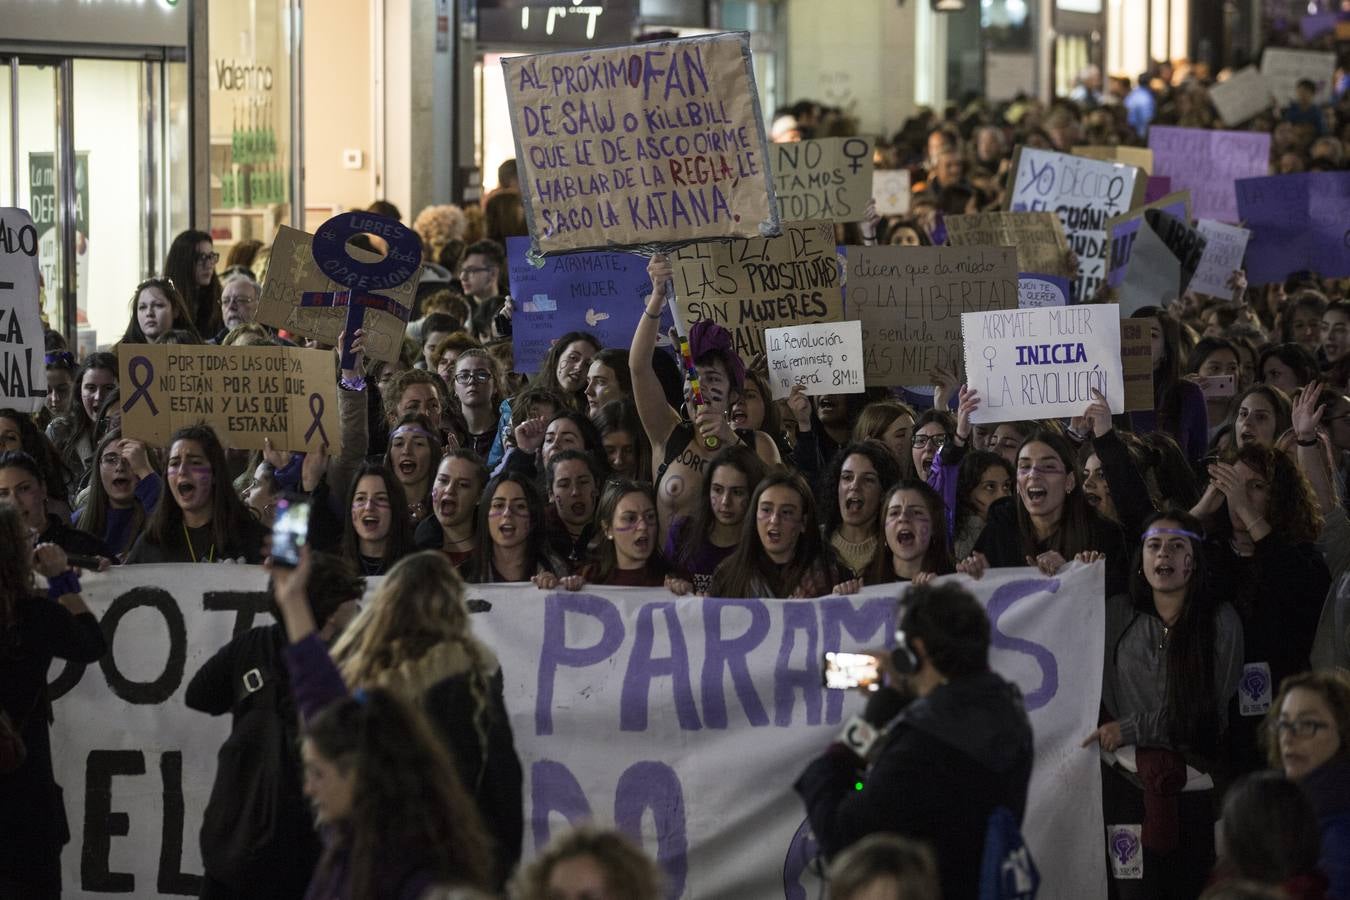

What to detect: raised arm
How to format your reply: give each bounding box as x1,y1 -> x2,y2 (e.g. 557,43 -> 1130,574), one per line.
631,255 -> 681,451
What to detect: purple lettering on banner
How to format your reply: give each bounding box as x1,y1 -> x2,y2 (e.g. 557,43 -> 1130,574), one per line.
774,602 -> 822,726
986,578 -> 1061,711
530,759 -> 592,853
700,597 -> 771,728
621,602 -> 702,732
536,592 -> 625,735
615,761 -> 689,897
821,596 -> 896,724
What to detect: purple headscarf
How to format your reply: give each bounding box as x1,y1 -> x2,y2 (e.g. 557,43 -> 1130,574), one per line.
688,319 -> 746,390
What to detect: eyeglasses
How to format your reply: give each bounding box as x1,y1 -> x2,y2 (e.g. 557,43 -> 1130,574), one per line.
1275,719 -> 1332,739
195,252 -> 220,266
460,266 -> 493,276
454,369 -> 493,385
911,433 -> 947,450
99,453 -> 127,468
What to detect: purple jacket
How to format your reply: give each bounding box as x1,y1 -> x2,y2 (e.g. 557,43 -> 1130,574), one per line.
930,441 -> 963,546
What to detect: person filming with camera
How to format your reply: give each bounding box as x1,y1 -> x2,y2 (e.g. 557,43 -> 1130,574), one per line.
795,581 -> 1034,900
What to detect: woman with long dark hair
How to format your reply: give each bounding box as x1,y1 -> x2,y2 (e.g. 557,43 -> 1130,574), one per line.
464,471 -> 565,585
38,347 -> 76,430
537,330 -> 601,410
864,480 -> 956,584
385,412 -> 442,525
820,441 -> 900,575
126,424 -> 268,564
0,505 -> 106,898
709,471 -> 854,598
73,431 -> 159,559
1084,508 -> 1243,900
118,277 -> 201,344
665,444 -> 767,595
341,461 -> 416,576
45,351 -> 117,494
5,409 -> 73,516
580,480 -> 691,591
1129,309 -> 1207,465
164,229 -> 223,337
268,550 -> 497,896
951,450 -> 1012,560
416,449 -> 489,567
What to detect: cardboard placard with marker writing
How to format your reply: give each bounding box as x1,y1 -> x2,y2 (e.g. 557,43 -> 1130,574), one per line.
0,208 -> 47,413
118,344 -> 341,453
770,137 -> 873,223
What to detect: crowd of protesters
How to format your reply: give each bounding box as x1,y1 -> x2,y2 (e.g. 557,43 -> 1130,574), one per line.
3,40 -> 1350,900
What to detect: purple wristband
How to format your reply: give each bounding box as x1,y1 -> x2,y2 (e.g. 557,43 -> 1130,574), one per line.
47,571 -> 81,599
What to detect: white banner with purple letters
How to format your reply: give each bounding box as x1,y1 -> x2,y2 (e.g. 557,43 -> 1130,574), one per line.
52,563 -> 1107,898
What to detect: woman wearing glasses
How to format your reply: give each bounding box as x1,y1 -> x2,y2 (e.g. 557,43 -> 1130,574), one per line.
163,229 -> 223,338
1265,669 -> 1350,900
910,409 -> 954,485
73,431 -> 160,559
450,349 -> 503,460
1084,509 -> 1243,900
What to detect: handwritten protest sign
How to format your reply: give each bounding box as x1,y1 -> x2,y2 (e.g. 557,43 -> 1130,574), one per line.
1190,220 -> 1250,298
1106,190 -> 1192,289
763,320 -> 863,399
55,564 -> 1109,899
502,32 -> 779,255
1236,172 -> 1350,284
1146,209 -> 1207,292
1018,276 -> 1070,309
1072,145 -> 1153,175
771,137 -> 872,222
118,344 -> 340,453
946,211 -> 1073,280
1210,66 -> 1274,126
1261,47 -> 1336,105
259,218 -> 422,365
671,221 -> 841,358
505,236 -> 672,373
963,303 -> 1124,425
1009,147 -> 1142,302
1117,219 -> 1182,315
847,244 -> 1017,386
1120,317 -> 1155,412
873,169 -> 911,215
1148,126 -> 1269,223
0,209 -> 47,413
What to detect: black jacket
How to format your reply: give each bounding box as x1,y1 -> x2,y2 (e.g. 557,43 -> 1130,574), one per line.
795,671 -> 1034,900
974,497 -> 1128,596
39,514 -> 110,561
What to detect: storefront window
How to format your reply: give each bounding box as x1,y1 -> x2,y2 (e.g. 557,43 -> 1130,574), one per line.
208,0 -> 294,262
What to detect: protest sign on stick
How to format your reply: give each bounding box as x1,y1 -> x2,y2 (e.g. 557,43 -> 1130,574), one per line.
1008,147 -> 1142,302
1236,172 -> 1350,284
872,169 -> 911,215
763,320 -> 864,399
502,32 -> 780,255
118,344 -> 341,453
1209,66 -> 1274,126
1148,126 -> 1269,223
847,244 -> 1018,386
1190,221 -> 1250,298
771,137 -> 872,222
1261,47 -> 1336,105
1105,190 -> 1192,290
962,303 -> 1125,425
258,212 -> 423,365
55,563 -> 1108,899
0,208 -> 47,413
670,221 -> 841,358
1121,317 -> 1156,412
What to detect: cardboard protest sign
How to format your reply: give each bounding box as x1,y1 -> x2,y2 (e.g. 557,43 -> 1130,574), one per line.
1190,220 -> 1251,298
1117,220 -> 1183,315
505,236 -> 673,373
1072,145 -> 1154,175
118,344 -> 340,453
1008,147 -> 1143,303
56,564 -> 1109,899
763,320 -> 864,399
1105,190 -> 1192,289
846,244 -> 1017,386
670,221 -> 841,358
1236,172 -> 1350,284
963,303 -> 1124,425
1148,126 -> 1269,223
0,209 -> 47,413
1120,317 -> 1155,412
770,137 -> 872,222
502,32 -> 780,255
945,211 -> 1073,280
1209,66 -> 1274,126
873,169 -> 911,215
259,217 -> 423,365
1261,47 -> 1336,105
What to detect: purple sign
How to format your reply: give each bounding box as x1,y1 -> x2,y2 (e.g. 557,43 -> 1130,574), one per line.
1144,176 -> 1172,203
1236,172 -> 1350,284
1149,126 -> 1270,223
507,236 -> 673,373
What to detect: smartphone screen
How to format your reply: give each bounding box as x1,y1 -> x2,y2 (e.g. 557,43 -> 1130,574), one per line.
270,496 -> 311,568
1197,374 -> 1236,400
822,651 -> 880,692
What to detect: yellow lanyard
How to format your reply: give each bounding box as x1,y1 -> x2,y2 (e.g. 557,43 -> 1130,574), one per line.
182,524 -> 215,563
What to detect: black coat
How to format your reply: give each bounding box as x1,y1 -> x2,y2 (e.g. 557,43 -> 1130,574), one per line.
0,596 -> 106,897
974,496 -> 1129,596
795,671 -> 1034,900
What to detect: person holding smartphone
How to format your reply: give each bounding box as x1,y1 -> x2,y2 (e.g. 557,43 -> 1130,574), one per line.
795,581 -> 1033,900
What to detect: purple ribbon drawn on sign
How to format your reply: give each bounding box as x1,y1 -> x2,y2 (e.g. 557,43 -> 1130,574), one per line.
121,356 -> 159,415
304,393 -> 329,445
